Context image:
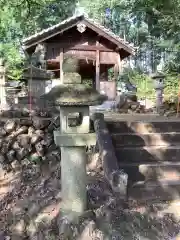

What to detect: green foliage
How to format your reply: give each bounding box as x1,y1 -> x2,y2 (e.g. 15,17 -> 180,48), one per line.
119,68 -> 179,101
118,69 -> 155,99
0,43 -> 24,80
0,0 -> 76,80
1,0 -> 180,84
0,5 -> 24,80
164,74 -> 179,99
79,0 -> 180,74
82,79 -> 93,87
131,73 -> 155,100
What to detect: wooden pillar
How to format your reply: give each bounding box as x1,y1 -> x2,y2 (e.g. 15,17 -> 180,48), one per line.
114,52 -> 121,80
114,52 -> 122,98
95,40 -> 100,91
60,48 -> 64,84
114,64 -> 119,80
0,59 -> 6,105
105,68 -> 108,81
117,52 -> 122,74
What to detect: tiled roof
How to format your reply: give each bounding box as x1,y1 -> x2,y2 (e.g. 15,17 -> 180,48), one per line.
22,14 -> 81,44
22,14 -> 135,54
85,17 -> 135,53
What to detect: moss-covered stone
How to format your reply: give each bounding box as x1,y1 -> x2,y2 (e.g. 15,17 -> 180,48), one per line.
40,84 -> 107,106
63,72 -> 81,84
63,57 -> 80,73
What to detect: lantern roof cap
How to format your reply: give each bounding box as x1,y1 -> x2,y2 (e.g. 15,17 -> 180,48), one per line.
40,83 -> 107,106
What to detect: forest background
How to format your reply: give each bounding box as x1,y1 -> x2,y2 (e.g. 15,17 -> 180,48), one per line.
1,0 -> 180,100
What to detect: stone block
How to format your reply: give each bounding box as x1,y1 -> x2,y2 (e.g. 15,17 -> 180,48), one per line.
54,132 -> 96,146
60,106 -> 90,134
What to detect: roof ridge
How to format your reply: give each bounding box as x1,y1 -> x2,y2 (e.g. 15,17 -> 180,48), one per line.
84,16 -> 134,50
22,14 -> 84,43
22,14 -> 135,54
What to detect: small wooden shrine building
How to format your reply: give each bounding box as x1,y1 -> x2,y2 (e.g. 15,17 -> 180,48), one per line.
22,14 -> 135,99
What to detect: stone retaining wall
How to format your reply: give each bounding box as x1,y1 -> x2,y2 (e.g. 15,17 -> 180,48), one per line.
92,112 -> 128,199
0,115 -> 61,173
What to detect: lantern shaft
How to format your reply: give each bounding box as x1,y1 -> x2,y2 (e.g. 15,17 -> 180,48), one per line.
61,146 -> 87,218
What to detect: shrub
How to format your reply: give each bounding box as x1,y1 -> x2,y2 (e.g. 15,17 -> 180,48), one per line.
118,68 -> 179,101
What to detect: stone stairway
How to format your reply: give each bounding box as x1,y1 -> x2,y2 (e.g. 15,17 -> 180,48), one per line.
106,118 -> 180,201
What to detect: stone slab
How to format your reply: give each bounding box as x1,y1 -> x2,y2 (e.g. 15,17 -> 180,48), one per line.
54,132 -> 96,146
60,106 -> 90,134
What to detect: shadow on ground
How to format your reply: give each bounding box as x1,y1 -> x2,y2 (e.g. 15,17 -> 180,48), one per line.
0,155 -> 179,240
0,113 -> 179,239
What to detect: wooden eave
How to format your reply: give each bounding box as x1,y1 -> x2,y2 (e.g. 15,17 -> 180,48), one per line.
22,14 -> 136,57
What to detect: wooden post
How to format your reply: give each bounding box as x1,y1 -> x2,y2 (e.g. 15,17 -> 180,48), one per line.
105,68 -> 109,81
114,64 -> 119,80
96,40 -> 100,91
60,48 -> 64,84
0,59 -> 6,105
113,52 -> 121,97
114,52 -> 121,80
117,52 -> 122,74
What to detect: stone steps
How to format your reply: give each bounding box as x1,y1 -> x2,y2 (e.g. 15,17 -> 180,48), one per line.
107,121 -> 180,134
128,180 -> 180,201
115,145 -> 180,163
119,162 -> 180,182
111,132 -> 180,147
106,118 -> 180,201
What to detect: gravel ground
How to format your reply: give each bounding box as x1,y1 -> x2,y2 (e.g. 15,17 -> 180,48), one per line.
0,152 -> 179,240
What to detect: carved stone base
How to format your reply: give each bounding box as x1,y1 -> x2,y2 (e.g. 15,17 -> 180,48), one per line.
57,210 -> 96,239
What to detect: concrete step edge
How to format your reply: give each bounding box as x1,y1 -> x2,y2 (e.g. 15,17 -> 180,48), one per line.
115,143 -> 180,147
111,132 -> 180,136
118,161 -> 180,167
132,180 -> 180,188
115,145 -> 180,150
104,113 -> 180,122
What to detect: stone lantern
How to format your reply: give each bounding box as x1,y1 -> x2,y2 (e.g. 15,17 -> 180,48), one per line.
40,61 -> 107,223
151,72 -> 165,113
